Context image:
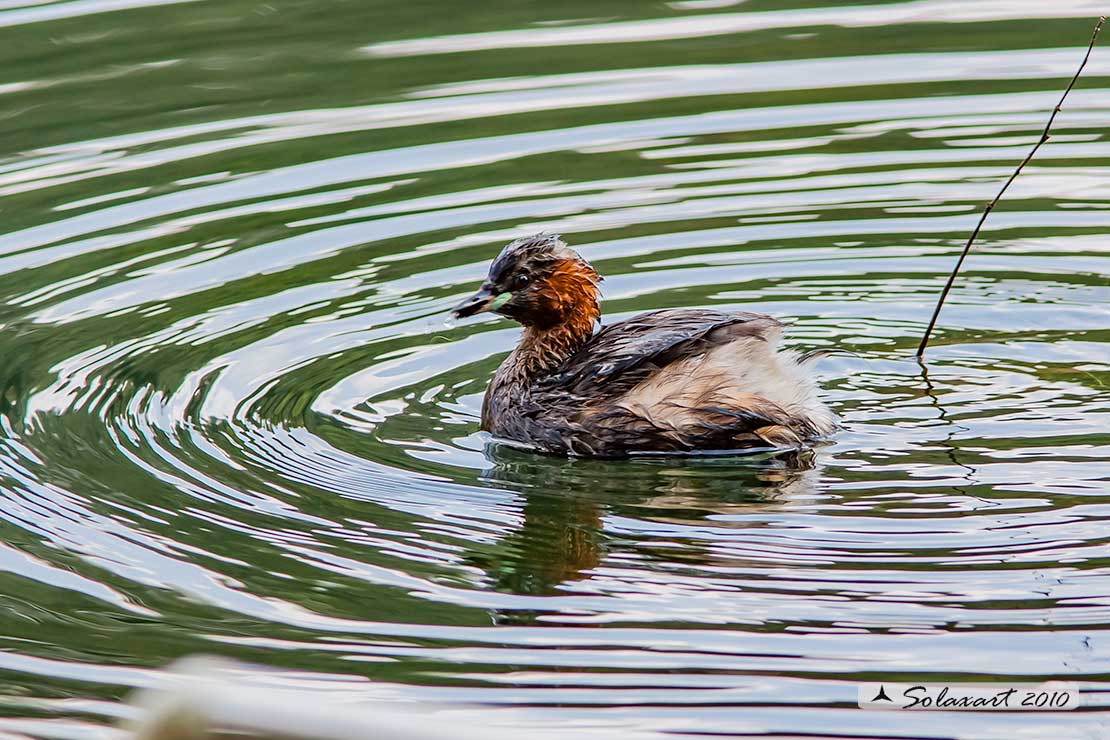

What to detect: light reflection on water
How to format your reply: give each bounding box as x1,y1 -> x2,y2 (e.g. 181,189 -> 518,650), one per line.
0,1 -> 1107,738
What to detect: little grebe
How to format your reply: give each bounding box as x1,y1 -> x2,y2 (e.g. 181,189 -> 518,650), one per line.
452,234 -> 836,457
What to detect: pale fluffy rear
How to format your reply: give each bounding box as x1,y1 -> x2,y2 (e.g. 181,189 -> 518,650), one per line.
614,319 -> 836,444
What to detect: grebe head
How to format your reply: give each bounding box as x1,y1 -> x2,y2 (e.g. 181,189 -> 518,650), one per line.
452,234 -> 601,330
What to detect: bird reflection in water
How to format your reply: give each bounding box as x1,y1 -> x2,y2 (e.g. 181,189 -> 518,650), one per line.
467,444 -> 823,621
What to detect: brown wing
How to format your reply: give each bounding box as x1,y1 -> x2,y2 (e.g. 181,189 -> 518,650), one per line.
518,309 -> 814,456
537,308 -> 779,399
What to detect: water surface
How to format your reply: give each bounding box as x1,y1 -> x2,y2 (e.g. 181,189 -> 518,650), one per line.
0,1 -> 1108,737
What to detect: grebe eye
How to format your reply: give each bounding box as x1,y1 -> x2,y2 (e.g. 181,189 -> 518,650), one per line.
511,274 -> 530,291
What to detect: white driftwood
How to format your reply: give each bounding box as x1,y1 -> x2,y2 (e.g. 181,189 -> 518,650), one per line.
125,656 -> 528,740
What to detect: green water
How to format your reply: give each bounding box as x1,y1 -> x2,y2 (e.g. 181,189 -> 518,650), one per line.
0,1 -> 1108,737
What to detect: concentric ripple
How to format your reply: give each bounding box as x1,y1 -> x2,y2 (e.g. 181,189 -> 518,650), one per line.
0,2 -> 1108,739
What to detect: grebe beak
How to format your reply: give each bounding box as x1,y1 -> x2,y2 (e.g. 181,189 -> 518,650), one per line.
452,284 -> 507,318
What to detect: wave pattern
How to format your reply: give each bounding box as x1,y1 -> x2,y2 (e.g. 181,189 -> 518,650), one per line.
0,1 -> 1107,738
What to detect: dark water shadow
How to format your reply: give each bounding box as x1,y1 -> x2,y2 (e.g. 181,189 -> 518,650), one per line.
467,445 -> 822,612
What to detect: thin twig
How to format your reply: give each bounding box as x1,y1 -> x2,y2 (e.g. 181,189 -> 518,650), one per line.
916,16 -> 1105,357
